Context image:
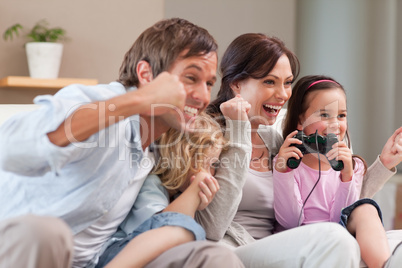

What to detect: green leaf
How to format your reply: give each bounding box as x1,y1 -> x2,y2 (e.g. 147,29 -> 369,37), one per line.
3,19 -> 67,43
3,23 -> 23,41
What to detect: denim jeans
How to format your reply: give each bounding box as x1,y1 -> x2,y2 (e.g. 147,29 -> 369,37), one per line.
95,212 -> 205,267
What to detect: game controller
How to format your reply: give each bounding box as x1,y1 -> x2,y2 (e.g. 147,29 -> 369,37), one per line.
287,130 -> 344,171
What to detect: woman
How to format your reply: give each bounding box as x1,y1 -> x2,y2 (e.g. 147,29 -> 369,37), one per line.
202,33 -> 402,267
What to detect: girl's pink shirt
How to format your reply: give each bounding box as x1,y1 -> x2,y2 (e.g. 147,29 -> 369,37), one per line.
273,157 -> 365,229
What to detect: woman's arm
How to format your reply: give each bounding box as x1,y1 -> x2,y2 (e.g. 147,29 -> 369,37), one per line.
195,120 -> 252,240
195,95 -> 252,240
360,156 -> 396,198
360,127 -> 402,198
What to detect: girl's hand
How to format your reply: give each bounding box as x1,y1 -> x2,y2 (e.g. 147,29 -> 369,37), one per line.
190,171 -> 220,210
327,141 -> 353,182
379,127 -> 402,170
275,130 -> 303,173
220,94 -> 251,121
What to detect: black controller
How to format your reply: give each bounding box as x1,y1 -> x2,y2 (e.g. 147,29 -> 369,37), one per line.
287,131 -> 344,171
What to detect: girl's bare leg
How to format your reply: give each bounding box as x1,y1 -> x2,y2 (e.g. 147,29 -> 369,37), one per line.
346,204 -> 390,268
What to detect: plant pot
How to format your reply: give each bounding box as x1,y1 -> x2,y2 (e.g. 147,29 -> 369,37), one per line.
25,42 -> 63,79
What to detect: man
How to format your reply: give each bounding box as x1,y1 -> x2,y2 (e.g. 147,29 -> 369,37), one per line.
0,18 -> 244,268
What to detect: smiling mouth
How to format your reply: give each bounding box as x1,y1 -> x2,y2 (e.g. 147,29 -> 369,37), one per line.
184,105 -> 199,117
263,104 -> 281,115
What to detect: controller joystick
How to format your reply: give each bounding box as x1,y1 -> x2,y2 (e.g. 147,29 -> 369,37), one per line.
286,131 -> 344,171
286,131 -> 307,169
325,133 -> 344,171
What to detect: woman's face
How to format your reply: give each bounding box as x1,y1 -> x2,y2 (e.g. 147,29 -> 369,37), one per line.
232,55 -> 293,127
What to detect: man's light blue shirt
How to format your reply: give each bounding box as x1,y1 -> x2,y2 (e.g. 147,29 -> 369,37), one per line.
0,82 -> 145,234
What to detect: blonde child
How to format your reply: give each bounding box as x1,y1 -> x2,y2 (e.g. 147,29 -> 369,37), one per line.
273,75 -> 390,268
97,113 -> 227,267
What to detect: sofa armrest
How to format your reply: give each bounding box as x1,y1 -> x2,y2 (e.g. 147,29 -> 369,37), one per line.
0,104 -> 39,126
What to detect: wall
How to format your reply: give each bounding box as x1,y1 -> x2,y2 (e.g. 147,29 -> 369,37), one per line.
0,0 -> 164,84
164,0 -> 297,99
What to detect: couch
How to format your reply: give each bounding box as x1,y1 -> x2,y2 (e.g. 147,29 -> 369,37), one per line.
0,104 -> 39,125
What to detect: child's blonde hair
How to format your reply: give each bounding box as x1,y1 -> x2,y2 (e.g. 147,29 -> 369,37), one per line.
153,112 -> 228,192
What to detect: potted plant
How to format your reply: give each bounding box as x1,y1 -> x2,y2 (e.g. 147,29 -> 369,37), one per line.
3,20 -> 67,79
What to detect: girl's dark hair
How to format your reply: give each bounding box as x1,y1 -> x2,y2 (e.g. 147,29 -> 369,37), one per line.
282,75 -> 367,173
282,75 -> 345,139
206,33 -> 300,127
118,18 -> 217,88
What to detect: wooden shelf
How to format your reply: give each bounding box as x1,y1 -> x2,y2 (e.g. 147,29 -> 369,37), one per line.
0,76 -> 98,90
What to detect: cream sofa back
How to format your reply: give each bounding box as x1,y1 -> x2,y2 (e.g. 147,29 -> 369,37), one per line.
0,104 -> 39,126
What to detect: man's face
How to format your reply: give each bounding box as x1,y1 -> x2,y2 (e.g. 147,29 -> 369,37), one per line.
161,51 -> 218,131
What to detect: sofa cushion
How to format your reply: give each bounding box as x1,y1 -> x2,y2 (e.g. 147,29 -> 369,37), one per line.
0,104 -> 39,126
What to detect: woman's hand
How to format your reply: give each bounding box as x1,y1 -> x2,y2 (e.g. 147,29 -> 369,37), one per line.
327,141 -> 353,182
219,94 -> 250,121
379,127 -> 402,170
189,171 -> 220,210
275,130 -> 303,173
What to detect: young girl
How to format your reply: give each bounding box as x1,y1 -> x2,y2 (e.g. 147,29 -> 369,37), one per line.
97,113 -> 228,268
273,75 -> 391,268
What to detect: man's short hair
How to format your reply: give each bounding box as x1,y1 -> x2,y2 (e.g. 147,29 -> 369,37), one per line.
118,18 -> 218,88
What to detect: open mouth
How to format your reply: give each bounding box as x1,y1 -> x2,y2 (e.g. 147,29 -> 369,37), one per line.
184,105 -> 199,118
263,104 -> 281,115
